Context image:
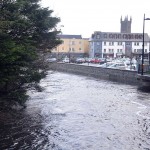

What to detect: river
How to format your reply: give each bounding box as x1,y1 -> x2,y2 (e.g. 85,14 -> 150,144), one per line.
0,71 -> 150,150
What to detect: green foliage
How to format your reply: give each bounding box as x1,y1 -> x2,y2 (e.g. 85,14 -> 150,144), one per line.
0,0 -> 61,107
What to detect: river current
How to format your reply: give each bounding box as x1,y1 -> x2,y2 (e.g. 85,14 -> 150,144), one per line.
0,71 -> 150,150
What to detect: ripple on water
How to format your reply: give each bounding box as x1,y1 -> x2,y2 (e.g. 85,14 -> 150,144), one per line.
0,72 -> 150,150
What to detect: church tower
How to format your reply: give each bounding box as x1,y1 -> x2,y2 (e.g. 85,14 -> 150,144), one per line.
120,16 -> 132,33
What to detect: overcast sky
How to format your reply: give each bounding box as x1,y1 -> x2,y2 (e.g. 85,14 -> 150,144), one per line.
41,0 -> 150,38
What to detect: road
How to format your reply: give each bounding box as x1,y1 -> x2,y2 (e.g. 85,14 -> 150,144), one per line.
0,71 -> 150,150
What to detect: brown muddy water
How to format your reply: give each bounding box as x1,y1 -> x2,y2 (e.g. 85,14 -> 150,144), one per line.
0,71 -> 150,150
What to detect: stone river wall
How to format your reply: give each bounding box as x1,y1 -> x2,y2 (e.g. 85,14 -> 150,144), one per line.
49,63 -> 139,85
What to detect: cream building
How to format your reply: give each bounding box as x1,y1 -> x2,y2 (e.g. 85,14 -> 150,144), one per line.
51,34 -> 89,59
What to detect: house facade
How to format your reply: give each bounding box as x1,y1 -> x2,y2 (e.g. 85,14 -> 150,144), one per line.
51,34 -> 89,59
89,16 -> 150,59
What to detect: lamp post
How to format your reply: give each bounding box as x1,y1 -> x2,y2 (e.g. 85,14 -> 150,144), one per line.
68,40 -> 71,63
57,45 -> 59,61
141,14 -> 150,75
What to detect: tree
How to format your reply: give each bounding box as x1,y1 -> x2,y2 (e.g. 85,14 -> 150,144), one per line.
0,0 -> 62,107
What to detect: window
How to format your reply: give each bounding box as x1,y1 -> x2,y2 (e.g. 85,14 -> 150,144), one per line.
109,42 -> 114,46
79,41 -> 82,44
104,49 -> 106,53
79,48 -> 82,50
109,49 -> 111,52
104,42 -> 106,45
134,42 -> 139,46
72,48 -> 75,51
144,42 -> 147,46
145,49 -> 147,53
118,42 -> 122,45
97,35 -> 100,39
134,49 -> 136,53
117,49 -> 119,52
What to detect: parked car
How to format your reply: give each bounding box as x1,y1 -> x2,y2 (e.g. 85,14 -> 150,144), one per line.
99,58 -> 106,64
106,58 -> 113,62
46,58 -> 57,62
99,62 -> 115,68
70,57 -> 76,63
62,58 -> 70,63
86,58 -> 93,63
84,57 -> 90,63
76,58 -> 85,63
107,62 -> 127,70
90,58 -> 101,63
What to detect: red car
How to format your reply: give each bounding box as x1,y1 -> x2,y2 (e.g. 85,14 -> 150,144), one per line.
90,58 -> 101,63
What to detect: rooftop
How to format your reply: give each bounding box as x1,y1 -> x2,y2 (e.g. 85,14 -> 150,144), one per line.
57,34 -> 82,39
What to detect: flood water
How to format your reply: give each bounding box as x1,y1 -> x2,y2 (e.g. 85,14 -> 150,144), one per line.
0,71 -> 150,150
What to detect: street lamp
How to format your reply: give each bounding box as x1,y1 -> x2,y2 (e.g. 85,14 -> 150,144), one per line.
141,14 -> 150,75
68,40 -> 71,63
57,45 -> 60,60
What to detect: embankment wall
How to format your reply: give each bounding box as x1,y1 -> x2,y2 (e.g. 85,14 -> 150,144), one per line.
49,63 -> 139,85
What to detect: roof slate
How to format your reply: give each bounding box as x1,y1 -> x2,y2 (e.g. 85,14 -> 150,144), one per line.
57,34 -> 82,39
91,31 -> 150,42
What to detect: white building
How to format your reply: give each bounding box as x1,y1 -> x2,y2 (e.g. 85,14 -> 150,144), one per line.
89,16 -> 150,59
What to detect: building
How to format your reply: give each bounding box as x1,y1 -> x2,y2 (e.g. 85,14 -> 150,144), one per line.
51,34 -> 89,59
120,16 -> 132,33
89,16 -> 150,59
